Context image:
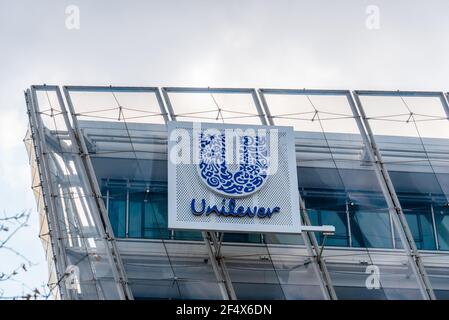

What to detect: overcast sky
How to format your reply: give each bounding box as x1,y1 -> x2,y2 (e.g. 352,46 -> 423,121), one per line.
1,0 -> 449,298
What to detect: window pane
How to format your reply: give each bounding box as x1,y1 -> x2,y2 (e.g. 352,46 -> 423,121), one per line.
335,286 -> 422,300
264,233 -> 304,245
129,197 -> 143,238
402,202 -> 436,250
434,205 -> 449,250
143,192 -> 170,239
173,230 -> 203,241
309,209 -> 348,246
108,187 -> 126,238
302,191 -> 349,246
350,209 -> 392,248
223,233 -> 261,244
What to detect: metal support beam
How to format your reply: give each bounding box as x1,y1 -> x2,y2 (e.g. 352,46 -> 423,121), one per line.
161,87 -> 177,121
163,87 -> 259,94
301,225 -> 335,234
209,232 -> 237,300
202,232 -> 234,300
441,93 -> 449,119
355,90 -> 443,97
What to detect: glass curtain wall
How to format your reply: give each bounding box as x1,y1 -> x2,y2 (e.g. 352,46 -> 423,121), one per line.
355,91 -> 449,299
24,126 -> 61,299
63,87 -> 224,299
259,89 -> 426,299
163,88 -> 328,299
27,85 -> 449,300
27,86 -> 129,299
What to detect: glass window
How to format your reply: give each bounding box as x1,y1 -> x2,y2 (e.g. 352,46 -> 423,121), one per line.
263,233 -> 304,245
232,283 -> 286,300
402,203 -> 436,250
335,286 -> 422,300
309,209 -> 348,247
304,193 -> 349,247
334,286 -> 388,300
434,204 -> 449,250
128,195 -> 145,238
104,181 -> 205,241
129,186 -> 202,241
223,233 -> 261,244
173,230 -> 203,241
108,187 -> 126,238
139,190 -> 169,240
350,208 -> 392,249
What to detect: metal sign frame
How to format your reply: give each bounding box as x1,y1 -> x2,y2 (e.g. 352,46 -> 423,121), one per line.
167,121 -> 303,234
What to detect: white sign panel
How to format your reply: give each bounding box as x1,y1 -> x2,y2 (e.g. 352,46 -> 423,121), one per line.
167,121 -> 301,234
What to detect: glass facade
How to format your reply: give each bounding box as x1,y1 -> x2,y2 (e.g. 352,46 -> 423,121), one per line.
97,165 -> 449,300
103,179 -> 449,252
25,85 -> 449,300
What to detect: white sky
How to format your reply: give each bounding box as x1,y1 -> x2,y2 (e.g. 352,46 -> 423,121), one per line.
1,0 -> 449,298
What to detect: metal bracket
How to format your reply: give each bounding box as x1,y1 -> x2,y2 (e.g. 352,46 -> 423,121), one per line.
301,225 -> 335,235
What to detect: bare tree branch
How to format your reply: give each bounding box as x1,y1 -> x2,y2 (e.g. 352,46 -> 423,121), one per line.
0,210 -> 49,300
0,210 -> 30,250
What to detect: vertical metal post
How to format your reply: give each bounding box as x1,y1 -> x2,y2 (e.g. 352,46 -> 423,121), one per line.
161,88 -> 177,121
351,91 -> 436,300
209,232 -> 237,300
202,232 -> 231,300
250,89 -> 268,125
440,93 -> 449,118
389,208 -> 397,249
345,200 -> 352,247
106,188 -> 110,212
155,88 -> 170,123
125,182 -> 130,238
257,90 -> 274,125
430,203 -> 439,250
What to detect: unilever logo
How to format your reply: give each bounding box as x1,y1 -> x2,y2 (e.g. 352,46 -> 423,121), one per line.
167,121 -> 304,232
168,121 -> 301,232
190,128 -> 280,219
198,131 -> 269,197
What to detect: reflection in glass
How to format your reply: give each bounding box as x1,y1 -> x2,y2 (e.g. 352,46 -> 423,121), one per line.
107,187 -> 126,238
350,208 -> 392,249
401,201 -> 436,250
434,204 -> 449,250
305,194 -> 349,247
129,189 -> 169,239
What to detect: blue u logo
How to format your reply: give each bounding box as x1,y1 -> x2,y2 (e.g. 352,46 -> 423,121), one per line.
197,131 -> 269,197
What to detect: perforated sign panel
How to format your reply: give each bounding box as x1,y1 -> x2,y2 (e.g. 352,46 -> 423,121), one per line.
167,121 -> 302,233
